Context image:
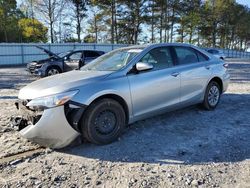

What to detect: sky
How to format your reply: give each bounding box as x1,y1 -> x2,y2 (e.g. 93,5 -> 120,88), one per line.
236,0 -> 250,7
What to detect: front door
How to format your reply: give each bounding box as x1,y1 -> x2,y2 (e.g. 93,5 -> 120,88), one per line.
127,47 -> 181,120
64,51 -> 83,71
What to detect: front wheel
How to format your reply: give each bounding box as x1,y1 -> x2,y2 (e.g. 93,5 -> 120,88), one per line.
80,99 -> 126,145
202,81 -> 221,110
46,67 -> 61,76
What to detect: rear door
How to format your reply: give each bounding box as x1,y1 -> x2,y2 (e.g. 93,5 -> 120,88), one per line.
64,51 -> 83,71
127,47 -> 181,120
173,46 -> 212,105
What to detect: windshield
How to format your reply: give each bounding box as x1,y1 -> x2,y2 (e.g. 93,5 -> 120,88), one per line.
81,48 -> 143,71
57,51 -> 71,58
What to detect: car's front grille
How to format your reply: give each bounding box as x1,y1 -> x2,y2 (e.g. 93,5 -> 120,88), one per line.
27,63 -> 38,73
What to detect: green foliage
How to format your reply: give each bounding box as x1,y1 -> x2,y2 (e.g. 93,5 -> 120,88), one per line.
83,34 -> 96,43
68,0 -> 89,42
0,0 -> 23,42
0,0 -> 48,43
18,18 -> 48,42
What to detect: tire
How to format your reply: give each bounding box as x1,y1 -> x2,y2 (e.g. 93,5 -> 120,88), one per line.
46,66 -> 61,76
202,81 -> 221,110
81,99 -> 126,145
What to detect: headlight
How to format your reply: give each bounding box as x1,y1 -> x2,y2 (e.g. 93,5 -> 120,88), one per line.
27,90 -> 79,109
35,64 -> 43,68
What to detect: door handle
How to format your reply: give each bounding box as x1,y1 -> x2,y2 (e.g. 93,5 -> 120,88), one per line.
171,72 -> 179,77
205,66 -> 210,70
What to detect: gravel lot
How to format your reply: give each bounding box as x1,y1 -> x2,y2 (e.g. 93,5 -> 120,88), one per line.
0,60 -> 250,188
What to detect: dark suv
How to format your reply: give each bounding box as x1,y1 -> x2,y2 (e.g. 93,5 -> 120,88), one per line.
27,46 -> 105,77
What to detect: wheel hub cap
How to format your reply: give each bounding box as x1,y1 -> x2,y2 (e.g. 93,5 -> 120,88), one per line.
94,110 -> 116,135
48,69 -> 59,76
208,85 -> 220,106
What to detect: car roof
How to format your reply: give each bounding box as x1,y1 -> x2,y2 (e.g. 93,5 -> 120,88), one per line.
73,49 -> 105,52
117,43 -> 196,51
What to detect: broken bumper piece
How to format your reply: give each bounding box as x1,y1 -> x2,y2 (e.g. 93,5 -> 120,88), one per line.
13,101 -> 80,149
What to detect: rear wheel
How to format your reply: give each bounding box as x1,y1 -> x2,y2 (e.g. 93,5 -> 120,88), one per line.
81,99 -> 126,144
202,81 -> 221,110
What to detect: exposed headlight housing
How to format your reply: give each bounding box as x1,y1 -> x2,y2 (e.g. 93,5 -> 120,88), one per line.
27,90 -> 79,109
35,64 -> 43,68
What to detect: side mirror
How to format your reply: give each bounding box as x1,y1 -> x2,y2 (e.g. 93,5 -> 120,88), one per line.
136,62 -> 153,71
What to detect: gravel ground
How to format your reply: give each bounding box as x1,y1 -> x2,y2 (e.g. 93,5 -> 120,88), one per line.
0,61 -> 250,188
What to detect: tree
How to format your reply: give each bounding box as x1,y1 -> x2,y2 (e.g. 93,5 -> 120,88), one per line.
87,8 -> 107,43
0,0 -> 23,42
68,0 -> 89,42
90,0 -> 117,44
34,0 -> 66,43
83,34 -> 96,42
18,18 -> 48,42
117,0 -> 149,44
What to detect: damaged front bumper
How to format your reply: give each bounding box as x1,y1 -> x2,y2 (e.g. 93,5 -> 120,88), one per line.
13,100 -> 82,149
26,63 -> 45,77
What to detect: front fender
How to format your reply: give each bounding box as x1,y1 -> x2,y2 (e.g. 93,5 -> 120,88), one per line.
71,76 -> 133,120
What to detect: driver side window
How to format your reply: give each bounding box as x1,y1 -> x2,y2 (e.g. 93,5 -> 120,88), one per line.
140,47 -> 173,71
68,52 -> 82,60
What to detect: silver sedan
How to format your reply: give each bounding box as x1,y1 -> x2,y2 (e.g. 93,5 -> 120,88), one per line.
14,43 -> 230,148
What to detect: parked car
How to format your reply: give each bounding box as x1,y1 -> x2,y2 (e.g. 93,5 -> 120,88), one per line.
206,49 -> 226,60
14,43 -> 230,148
26,46 -> 105,77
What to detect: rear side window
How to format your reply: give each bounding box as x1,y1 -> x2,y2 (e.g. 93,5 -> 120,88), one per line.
196,50 -> 209,62
175,47 -> 199,65
85,51 -> 101,58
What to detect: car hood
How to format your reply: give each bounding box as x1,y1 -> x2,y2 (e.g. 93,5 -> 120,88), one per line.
36,46 -> 60,59
19,70 -> 112,99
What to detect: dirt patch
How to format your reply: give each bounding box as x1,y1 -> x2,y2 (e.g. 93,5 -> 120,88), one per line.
0,61 -> 250,187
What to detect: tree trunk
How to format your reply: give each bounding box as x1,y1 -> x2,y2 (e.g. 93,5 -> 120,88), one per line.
212,21 -> 217,47
50,21 -> 54,43
94,14 -> 98,43
48,0 -> 54,43
134,0 -> 140,44
164,0 -> 169,43
114,13 -> 118,43
170,4 -> 175,43
151,2 -> 154,43
3,28 -> 8,42
189,26 -> 193,44
151,7 -> 154,43
197,29 -> 200,46
111,0 -> 115,44
159,0 -> 164,43
76,4 -> 81,42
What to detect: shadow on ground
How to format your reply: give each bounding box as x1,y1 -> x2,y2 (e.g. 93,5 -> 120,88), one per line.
60,93 -> 250,165
0,71 -> 36,89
